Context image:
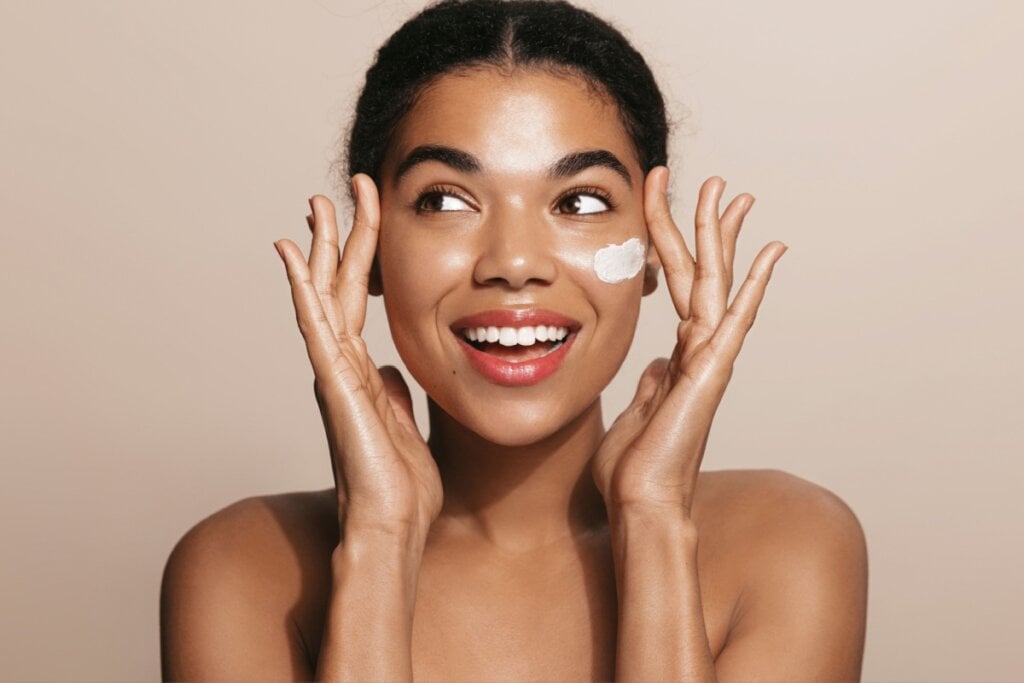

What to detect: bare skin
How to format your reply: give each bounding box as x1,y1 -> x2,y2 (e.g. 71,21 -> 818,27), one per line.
160,68 -> 868,681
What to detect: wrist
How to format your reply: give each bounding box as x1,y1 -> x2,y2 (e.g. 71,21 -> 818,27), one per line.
331,524 -> 429,598
598,476 -> 699,519
342,503 -> 433,541
607,500 -> 699,545
341,518 -> 430,556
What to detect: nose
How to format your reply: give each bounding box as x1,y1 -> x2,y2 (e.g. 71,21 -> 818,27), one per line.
472,209 -> 558,290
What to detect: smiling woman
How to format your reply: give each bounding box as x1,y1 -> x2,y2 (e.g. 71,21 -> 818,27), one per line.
159,1 -> 867,681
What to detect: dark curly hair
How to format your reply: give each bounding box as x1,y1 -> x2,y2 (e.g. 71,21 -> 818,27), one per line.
342,0 -> 669,199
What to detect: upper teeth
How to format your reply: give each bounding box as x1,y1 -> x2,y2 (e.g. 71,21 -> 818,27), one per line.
463,325 -> 570,346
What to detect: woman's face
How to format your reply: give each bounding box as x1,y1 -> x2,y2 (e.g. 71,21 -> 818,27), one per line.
376,67 -> 655,446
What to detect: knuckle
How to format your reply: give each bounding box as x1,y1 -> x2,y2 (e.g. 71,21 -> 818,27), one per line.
693,262 -> 722,281
319,234 -> 340,249
296,311 -> 328,339
315,284 -> 335,301
662,260 -> 687,279
726,307 -> 755,330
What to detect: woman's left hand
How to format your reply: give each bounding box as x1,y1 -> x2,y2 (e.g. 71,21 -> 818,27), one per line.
591,168 -> 788,517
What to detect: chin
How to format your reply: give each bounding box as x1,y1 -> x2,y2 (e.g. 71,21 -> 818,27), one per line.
431,387 -> 601,448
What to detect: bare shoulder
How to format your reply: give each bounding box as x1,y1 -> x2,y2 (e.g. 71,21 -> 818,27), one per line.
162,488 -> 337,588
696,469 -> 868,680
697,467 -> 866,540
695,467 -> 867,580
160,489 -> 338,681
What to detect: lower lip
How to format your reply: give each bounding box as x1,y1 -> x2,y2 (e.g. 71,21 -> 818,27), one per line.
456,333 -> 577,387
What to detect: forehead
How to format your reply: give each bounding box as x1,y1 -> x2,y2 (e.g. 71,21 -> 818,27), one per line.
384,67 -> 641,180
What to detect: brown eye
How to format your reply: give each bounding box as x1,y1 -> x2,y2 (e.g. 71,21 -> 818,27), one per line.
417,191 -> 472,212
557,192 -> 611,215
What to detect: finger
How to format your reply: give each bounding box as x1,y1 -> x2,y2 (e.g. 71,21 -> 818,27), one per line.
378,365 -> 418,435
667,320 -> 694,380
604,357 -> 670,447
275,239 -> 348,386
691,176 -> 729,335
307,196 -> 346,336
631,357 -> 670,412
644,166 -> 695,320
337,173 -> 381,335
718,193 -> 755,293
709,241 -> 787,362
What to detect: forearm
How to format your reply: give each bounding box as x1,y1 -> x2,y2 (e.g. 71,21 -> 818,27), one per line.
315,523 -> 428,682
608,503 -> 717,683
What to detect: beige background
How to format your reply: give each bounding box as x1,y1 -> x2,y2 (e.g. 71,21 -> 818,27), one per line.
2,1 -> 1022,680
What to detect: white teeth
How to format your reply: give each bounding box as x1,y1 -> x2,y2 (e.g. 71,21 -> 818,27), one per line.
464,324 -> 572,346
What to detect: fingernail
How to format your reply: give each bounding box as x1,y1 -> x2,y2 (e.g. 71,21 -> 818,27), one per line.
273,241 -> 283,257
351,177 -> 360,202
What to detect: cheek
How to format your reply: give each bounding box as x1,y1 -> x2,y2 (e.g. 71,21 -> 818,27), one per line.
557,232 -> 648,292
558,236 -> 645,354
378,224 -> 473,341
565,232 -> 643,348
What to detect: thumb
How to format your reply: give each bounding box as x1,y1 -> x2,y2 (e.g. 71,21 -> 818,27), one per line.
378,365 -> 418,433
629,357 -> 671,417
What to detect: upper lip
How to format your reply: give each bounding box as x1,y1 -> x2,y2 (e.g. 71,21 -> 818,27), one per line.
450,308 -> 582,332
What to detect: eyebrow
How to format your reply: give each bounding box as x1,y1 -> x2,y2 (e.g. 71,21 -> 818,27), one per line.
550,149 -> 633,187
392,145 -> 633,188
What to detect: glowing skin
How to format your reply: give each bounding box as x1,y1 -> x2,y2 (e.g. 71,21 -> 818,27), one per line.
376,68 -> 659,446
594,237 -> 646,283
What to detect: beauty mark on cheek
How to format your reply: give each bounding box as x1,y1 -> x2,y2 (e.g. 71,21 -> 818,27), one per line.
593,237 -> 645,284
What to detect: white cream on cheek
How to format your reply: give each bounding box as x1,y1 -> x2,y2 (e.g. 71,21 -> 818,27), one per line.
593,237 -> 645,284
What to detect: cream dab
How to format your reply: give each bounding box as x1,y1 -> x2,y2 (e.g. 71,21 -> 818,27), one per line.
594,237 -> 645,284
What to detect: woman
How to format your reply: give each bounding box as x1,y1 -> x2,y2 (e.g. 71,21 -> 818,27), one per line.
160,1 -> 868,680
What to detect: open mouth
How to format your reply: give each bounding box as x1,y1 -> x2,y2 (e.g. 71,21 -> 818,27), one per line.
459,325 -> 571,362
448,309 -> 581,386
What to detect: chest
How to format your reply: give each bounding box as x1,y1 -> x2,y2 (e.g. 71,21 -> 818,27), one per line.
406,536 -> 734,682
410,542 -> 614,681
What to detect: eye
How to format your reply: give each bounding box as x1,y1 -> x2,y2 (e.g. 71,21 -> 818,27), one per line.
415,187 -> 474,213
555,188 -> 614,216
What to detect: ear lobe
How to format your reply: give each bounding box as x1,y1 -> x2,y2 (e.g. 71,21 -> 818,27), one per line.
368,251 -> 383,296
642,247 -> 661,296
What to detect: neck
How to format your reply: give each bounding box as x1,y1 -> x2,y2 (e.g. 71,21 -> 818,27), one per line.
426,397 -> 609,553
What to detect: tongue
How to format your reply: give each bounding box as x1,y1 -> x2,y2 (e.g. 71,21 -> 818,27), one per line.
478,341 -> 554,362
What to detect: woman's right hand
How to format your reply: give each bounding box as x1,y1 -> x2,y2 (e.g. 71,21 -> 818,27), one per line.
274,174 -> 442,537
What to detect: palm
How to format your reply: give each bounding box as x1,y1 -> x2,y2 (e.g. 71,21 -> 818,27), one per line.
592,170 -> 787,514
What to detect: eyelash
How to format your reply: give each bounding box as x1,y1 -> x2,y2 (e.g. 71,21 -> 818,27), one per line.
411,185 -> 617,214
557,186 -> 616,214
412,184 -> 472,213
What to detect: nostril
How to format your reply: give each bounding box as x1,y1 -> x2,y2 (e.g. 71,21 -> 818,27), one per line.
479,275 -> 547,288
472,237 -> 558,289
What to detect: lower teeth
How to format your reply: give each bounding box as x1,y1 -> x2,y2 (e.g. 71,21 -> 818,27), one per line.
471,340 -> 564,355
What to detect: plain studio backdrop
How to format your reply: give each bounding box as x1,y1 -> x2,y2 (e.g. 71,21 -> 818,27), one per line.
2,1 -> 1022,680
